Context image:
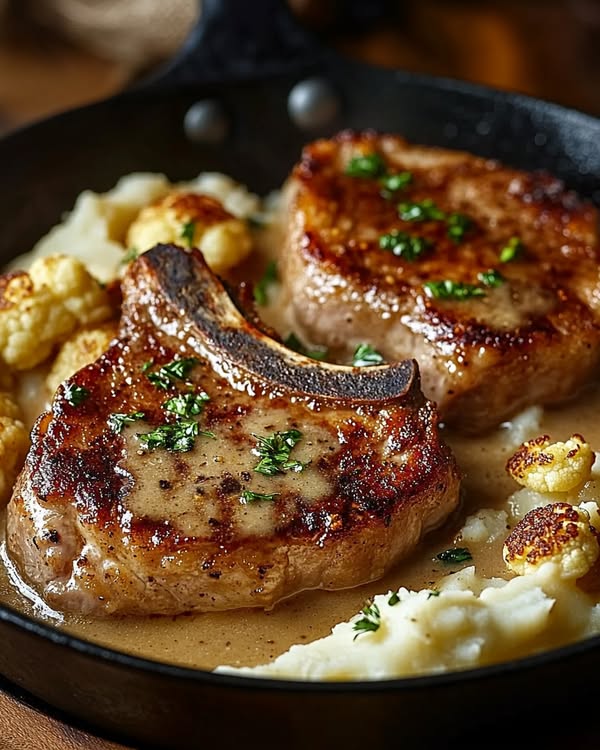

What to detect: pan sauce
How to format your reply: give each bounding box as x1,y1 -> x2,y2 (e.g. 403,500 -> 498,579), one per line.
1,382 -> 599,671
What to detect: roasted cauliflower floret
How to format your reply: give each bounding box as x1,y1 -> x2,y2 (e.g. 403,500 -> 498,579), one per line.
0,385 -> 29,507
126,191 -> 253,273
506,434 -> 594,493
46,321 -> 118,396
0,255 -> 113,370
503,502 -> 600,580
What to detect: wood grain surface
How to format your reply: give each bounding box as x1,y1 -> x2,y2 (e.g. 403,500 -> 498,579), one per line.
1,2 -> 600,748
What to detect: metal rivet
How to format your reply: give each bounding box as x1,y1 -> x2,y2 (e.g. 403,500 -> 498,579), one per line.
288,78 -> 340,130
184,100 -> 229,144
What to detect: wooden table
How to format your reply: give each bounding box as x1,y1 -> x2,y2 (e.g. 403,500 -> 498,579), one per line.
1,2 -> 600,747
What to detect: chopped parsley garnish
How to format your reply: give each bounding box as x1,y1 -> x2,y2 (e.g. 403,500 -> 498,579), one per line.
398,198 -> 445,222
180,220 -> 197,248
142,359 -> 154,373
500,236 -> 525,263
345,152 -> 387,179
380,171 -> 413,198
353,602 -> 382,640
63,383 -> 89,406
107,411 -> 145,434
427,589 -> 441,599
423,280 -> 486,301
253,261 -> 278,306
146,357 -> 199,390
163,391 -> 209,418
240,489 -> 279,504
379,230 -> 432,261
137,419 -> 214,453
252,429 -> 307,476
436,547 -> 473,564
352,343 -> 385,367
284,332 -> 328,361
388,592 -> 400,606
446,212 -> 472,243
120,247 -> 139,264
478,269 -> 505,287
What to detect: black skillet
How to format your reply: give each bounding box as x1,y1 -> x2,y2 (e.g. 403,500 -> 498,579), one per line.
1,2 -> 600,748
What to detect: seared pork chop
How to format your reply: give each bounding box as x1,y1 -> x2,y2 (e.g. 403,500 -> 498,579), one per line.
7,244 -> 460,616
279,131 -> 600,433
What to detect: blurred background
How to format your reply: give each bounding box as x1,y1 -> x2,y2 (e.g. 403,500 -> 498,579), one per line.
1,0 -> 600,136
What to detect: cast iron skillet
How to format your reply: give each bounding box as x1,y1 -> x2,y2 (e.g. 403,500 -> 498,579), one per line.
1,2 -> 600,748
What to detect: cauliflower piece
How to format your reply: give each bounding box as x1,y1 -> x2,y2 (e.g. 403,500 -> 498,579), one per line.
0,255 -> 113,371
46,321 -> 118,396
506,434 -> 594,493
0,385 -> 29,507
126,192 -> 253,273
503,502 -> 600,580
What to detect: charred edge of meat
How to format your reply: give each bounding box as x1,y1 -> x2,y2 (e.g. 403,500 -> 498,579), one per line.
135,244 -> 419,403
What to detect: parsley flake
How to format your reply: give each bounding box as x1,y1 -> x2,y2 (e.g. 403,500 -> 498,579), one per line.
108,411 -> 145,434
63,383 -> 89,406
284,332 -> 328,361
163,392 -> 209,418
398,198 -> 445,222
353,602 -> 382,640
146,357 -> 199,390
388,592 -> 400,606
120,247 -> 139,265
436,547 -> 473,564
478,269 -> 505,288
180,220 -> 197,248
137,419 -> 214,453
427,589 -> 441,599
352,343 -> 385,367
380,171 -> 413,199
345,153 -> 387,179
253,261 -> 278,306
240,489 -> 279,504
252,429 -> 307,476
446,212 -> 472,243
379,230 -> 431,261
500,236 -> 525,263
423,280 -> 486,300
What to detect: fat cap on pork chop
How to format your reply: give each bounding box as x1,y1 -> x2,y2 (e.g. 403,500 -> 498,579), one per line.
279,130 -> 600,433
7,244 -> 460,616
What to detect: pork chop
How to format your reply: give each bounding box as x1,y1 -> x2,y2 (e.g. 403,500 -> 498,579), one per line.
7,244 -> 460,616
279,130 -> 600,433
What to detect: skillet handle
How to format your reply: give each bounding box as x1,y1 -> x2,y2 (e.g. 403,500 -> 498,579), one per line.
146,0 -> 327,88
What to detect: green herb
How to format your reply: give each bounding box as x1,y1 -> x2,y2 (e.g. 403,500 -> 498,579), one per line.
500,236 -> 525,263
353,602 -> 382,640
141,359 -> 154,373
163,392 -> 209,418
436,547 -> 473,564
146,357 -> 199,390
427,589 -> 440,599
423,280 -> 486,300
398,198 -> 445,222
380,171 -> 412,199
252,429 -> 307,476
120,247 -> 139,265
478,269 -> 505,287
352,343 -> 385,367
345,153 -> 386,179
388,592 -> 400,606
240,489 -> 279,504
137,419 -> 214,453
63,383 -> 89,406
446,212 -> 472,243
379,230 -> 431,261
107,411 -> 145,434
253,261 -> 278,306
284,332 -> 328,361
180,220 -> 197,248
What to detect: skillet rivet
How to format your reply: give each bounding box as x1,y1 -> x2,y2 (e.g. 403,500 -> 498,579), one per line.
184,100 -> 229,144
288,78 -> 340,130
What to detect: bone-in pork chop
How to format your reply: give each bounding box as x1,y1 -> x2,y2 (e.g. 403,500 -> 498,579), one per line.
279,131 -> 600,433
7,244 -> 460,616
